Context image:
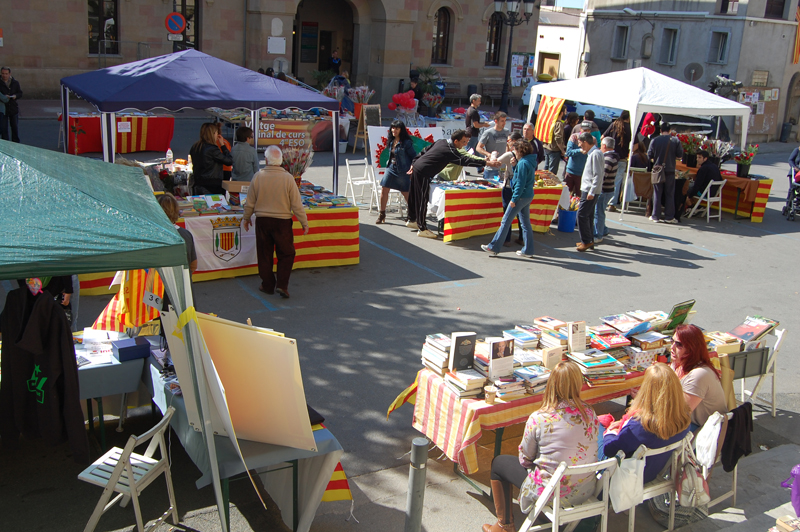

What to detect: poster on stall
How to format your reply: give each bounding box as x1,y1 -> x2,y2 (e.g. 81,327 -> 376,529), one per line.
367,126 -> 445,179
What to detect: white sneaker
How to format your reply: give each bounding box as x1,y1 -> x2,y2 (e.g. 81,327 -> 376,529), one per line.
417,229 -> 437,239
664,218 -> 678,224
515,250 -> 533,258
406,221 -> 419,230
594,237 -> 604,244
481,244 -> 498,256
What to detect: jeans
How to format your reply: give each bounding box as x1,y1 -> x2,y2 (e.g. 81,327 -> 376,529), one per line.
487,196 -> 535,255
609,159 -> 629,207
577,191 -> 597,244
651,172 -> 676,221
594,192 -> 614,239
466,135 -> 480,153
0,112 -> 20,142
544,149 -> 561,175
501,186 -> 521,242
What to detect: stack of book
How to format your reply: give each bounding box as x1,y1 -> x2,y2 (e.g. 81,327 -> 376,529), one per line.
444,369 -> 486,398
513,348 -> 543,367
421,334 -> 451,376
533,316 -> 566,332
630,331 -> 668,350
567,349 -> 627,385
729,315 -> 779,342
504,328 -> 540,349
601,313 -> 652,337
515,324 -> 543,341
514,365 -> 550,395
589,331 -> 631,350
706,331 -> 742,354
492,377 -> 528,401
539,328 -> 568,354
775,515 -> 800,532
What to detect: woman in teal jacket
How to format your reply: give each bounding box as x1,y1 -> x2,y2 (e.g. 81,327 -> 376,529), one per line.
482,139 -> 537,257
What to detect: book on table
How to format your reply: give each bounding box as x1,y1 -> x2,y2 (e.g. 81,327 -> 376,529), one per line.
426,333 -> 452,352
421,344 -> 449,368
567,348 -> 607,363
601,313 -> 642,333
729,315 -> 779,341
630,331 -> 668,350
487,337 -> 515,380
449,331 -> 477,371
664,299 -> 696,330
533,316 -> 566,331
590,333 -> 631,350
513,348 -> 543,367
566,321 -> 587,352
445,369 -> 486,389
503,329 -> 539,348
515,324 -> 543,338
588,324 -> 617,336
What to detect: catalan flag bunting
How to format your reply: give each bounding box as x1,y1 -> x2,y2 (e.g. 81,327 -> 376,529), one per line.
534,96 -> 566,144
321,462 -> 353,502
794,6 -> 800,64
92,269 -> 164,331
386,372 -> 419,419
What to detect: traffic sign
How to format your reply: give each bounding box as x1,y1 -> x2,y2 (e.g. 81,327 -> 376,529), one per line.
165,12 -> 186,34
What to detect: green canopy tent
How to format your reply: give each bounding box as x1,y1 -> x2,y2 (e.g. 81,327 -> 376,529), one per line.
0,142 -> 229,529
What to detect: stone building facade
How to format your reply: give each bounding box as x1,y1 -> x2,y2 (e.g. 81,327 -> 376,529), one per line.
0,0 -> 540,108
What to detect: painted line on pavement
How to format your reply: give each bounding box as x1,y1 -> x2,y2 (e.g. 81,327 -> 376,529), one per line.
606,219 -> 733,258
235,278 -> 281,311
360,236 -> 457,284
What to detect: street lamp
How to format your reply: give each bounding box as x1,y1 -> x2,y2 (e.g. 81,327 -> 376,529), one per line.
494,0 -> 536,114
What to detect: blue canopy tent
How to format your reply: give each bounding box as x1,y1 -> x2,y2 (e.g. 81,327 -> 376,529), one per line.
59,50 -> 341,531
59,49 -> 341,189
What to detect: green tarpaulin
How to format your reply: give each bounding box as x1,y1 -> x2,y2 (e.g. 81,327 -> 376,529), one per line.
0,141 -> 187,280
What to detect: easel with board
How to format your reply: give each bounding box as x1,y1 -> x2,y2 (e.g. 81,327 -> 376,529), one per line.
354,104 -> 381,155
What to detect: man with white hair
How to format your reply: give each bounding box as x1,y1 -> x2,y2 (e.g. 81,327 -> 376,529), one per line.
242,145 -> 309,298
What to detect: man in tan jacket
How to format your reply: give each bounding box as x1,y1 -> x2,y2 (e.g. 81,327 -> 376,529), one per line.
242,146 -> 309,298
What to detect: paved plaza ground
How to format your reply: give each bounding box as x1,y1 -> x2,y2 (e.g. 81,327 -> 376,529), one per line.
1,102 -> 799,531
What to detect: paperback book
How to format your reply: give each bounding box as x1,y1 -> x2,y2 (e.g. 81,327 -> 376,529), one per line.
487,337 -> 515,380
449,332 -> 477,371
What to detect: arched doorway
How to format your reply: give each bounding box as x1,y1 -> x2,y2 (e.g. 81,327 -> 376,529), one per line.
293,0 -> 355,85
784,72 -> 800,140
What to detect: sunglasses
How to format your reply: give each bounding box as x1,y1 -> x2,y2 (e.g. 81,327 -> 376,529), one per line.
672,338 -> 683,348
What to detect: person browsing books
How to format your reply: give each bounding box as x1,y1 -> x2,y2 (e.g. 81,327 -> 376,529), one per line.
481,361 -> 599,532
670,324 -> 727,430
600,363 -> 691,483
241,146 -> 309,299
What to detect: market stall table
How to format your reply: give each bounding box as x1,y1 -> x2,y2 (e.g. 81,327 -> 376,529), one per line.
674,161 -> 772,222
62,113 -> 175,155
144,357 -> 344,532
429,184 -> 569,242
410,367 -> 644,476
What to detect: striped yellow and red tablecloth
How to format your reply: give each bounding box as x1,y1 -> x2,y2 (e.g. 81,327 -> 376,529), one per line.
719,175 -> 772,223
440,185 -> 566,242
79,207 -> 359,294
411,368 -> 644,474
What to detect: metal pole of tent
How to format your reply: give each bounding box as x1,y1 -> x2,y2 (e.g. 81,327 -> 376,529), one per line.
333,110 -> 340,195
101,112 -> 117,163
619,105 -> 638,221
60,85 -> 70,154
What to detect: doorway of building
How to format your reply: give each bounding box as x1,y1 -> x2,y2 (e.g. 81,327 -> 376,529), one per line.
294,0 -> 354,84
785,72 -> 800,140
318,31 -> 332,71
538,52 -> 561,80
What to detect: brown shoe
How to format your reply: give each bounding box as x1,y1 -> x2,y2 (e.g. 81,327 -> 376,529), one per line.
482,480 -> 515,532
375,211 -> 386,224
608,205 -> 618,212
576,242 -> 594,252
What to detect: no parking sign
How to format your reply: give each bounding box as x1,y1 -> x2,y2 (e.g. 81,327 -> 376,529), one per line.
165,12 -> 186,34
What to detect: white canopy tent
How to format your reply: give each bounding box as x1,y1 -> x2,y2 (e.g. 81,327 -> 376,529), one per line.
527,67 -> 752,218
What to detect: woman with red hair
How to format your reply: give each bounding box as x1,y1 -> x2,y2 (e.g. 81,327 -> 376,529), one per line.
670,324 -> 727,430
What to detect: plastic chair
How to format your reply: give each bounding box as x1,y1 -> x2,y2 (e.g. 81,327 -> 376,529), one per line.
78,406 -> 178,532
518,451 -> 623,532
625,435 -> 691,532
344,158 -> 374,207
687,179 -> 727,222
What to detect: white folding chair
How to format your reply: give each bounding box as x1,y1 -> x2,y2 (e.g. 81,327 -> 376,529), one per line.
344,158 -> 374,207
519,452 -> 622,532
625,435 -> 691,532
738,328 -> 784,418
78,406 -> 178,532
687,179 -> 727,222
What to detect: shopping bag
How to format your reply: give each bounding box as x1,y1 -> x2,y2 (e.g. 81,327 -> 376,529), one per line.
651,164 -> 665,184
609,448 -> 645,512
677,445 -> 711,508
780,463 -> 800,517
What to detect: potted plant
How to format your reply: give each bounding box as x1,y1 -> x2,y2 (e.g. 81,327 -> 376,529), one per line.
422,93 -> 444,118
310,70 -> 336,90
412,65 -> 441,95
701,137 -> 735,167
734,144 -> 758,177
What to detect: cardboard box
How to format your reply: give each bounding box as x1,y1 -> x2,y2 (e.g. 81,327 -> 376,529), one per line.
222,180 -> 250,194
111,337 -> 152,362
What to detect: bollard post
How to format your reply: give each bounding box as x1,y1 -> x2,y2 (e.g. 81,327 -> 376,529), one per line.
404,437 -> 429,532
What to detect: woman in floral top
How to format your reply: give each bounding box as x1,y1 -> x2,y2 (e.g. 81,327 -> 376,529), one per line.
481,361 -> 599,532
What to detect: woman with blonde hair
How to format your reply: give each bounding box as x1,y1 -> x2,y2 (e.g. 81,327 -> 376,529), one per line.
602,363 -> 691,483
481,360 -> 599,532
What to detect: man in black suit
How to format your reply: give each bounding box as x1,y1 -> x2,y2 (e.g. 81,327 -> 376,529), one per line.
683,150 -> 722,214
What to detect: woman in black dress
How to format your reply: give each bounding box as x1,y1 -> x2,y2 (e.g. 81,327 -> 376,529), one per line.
376,120 -> 416,224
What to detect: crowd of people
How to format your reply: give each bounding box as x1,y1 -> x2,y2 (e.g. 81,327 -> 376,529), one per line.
482,323 -> 727,532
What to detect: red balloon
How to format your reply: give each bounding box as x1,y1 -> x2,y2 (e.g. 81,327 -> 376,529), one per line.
388,102 -> 397,110
392,94 -> 401,104
404,101 -> 415,109
407,90 -> 415,98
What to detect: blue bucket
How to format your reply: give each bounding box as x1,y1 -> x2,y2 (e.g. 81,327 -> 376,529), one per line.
557,209 -> 577,233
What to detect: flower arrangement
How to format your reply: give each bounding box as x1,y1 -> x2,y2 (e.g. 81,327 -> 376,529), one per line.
422,93 -> 444,110
322,85 -> 345,101
677,133 -> 704,155
701,138 -> 735,160
734,144 -> 759,165
559,195 -> 580,211
346,86 -> 375,104
280,146 -> 314,177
